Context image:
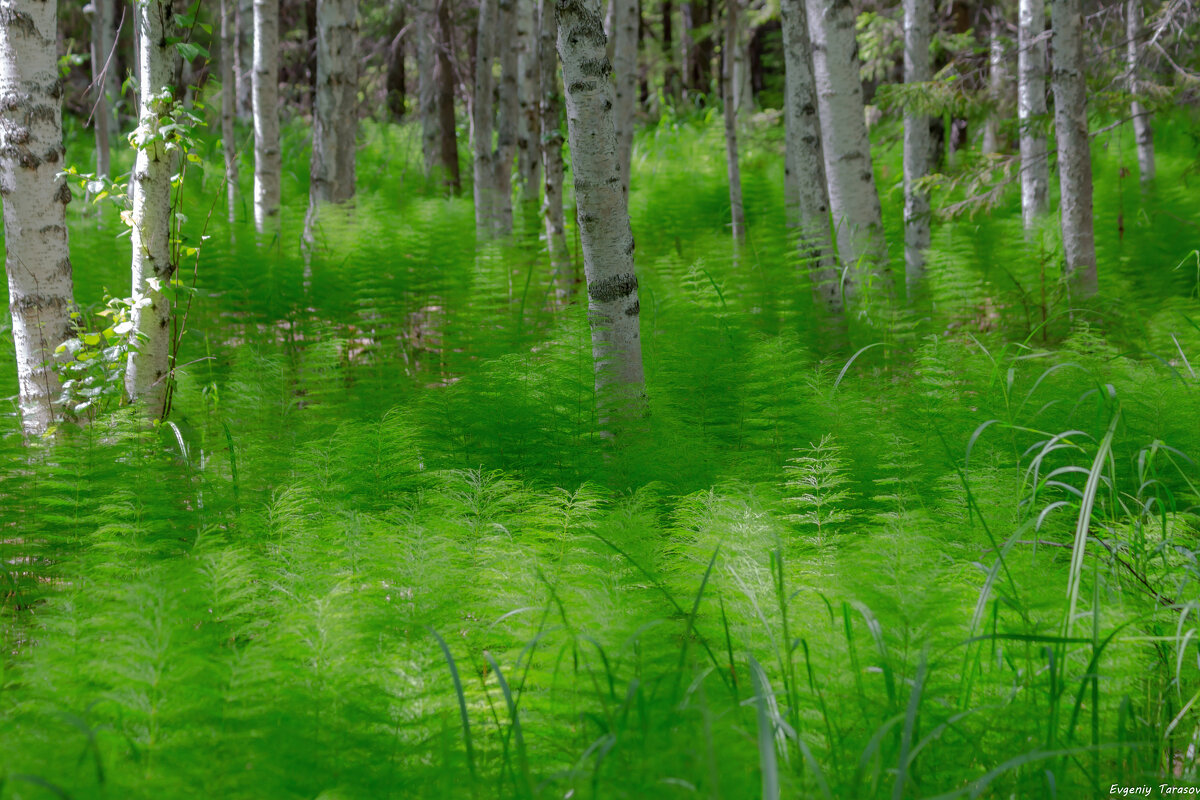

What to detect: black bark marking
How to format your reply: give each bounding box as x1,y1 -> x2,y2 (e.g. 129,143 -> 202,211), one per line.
588,272 -> 638,303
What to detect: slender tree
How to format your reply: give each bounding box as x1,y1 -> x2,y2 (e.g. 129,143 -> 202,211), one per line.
126,0 -> 182,418
807,0 -> 889,301
417,0 -> 440,174
0,0 -> 76,435
237,0 -> 253,119
252,0 -> 281,232
780,0 -> 838,311
435,0 -> 461,194
539,0 -> 571,297
516,0 -> 541,217
310,0 -> 358,207
613,0 -> 638,198
221,0 -> 240,223
1050,0 -> 1097,294
473,0 -> 499,234
494,0 -> 519,234
721,0 -> 745,246
1017,0 -> 1049,226
556,0 -> 646,425
1126,0 -> 1154,185
981,15 -> 1005,156
386,0 -> 406,120
903,0 -> 932,289
86,0 -> 118,182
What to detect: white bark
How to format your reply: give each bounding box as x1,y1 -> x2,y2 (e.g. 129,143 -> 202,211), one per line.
417,0 -> 439,176
0,0 -> 75,435
780,0 -> 838,312
516,0 -> 541,213
556,0 -> 646,423
236,0 -> 253,120
732,11 -> 752,116
126,0 -> 180,418
252,0 -> 280,233
221,0 -> 239,224
310,0 -> 358,207
494,0 -> 519,234
1050,0 -> 1096,295
612,0 -> 637,197
1126,0 -> 1154,185
1018,0 -> 1049,226
539,0 -> 571,298
903,0 -> 931,289
722,0 -> 744,245
473,0 -> 498,235
982,21 -> 1004,155
806,0 -> 889,301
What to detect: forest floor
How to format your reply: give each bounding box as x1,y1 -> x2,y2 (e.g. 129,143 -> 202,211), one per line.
1,111 -> 1200,798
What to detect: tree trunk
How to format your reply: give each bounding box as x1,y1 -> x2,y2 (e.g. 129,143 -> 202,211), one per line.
539,0 -> 571,299
556,0 -> 646,427
386,0 -> 406,120
417,0 -> 440,174
310,0 -> 358,207
780,0 -> 838,312
473,0 -> 497,234
681,0 -> 713,99
435,0 -> 461,194
0,0 -> 76,435
126,0 -> 181,418
1017,0 -> 1048,227
87,0 -> 118,181
613,0 -> 638,197
1050,0 -> 1096,295
662,0 -> 679,102
237,0 -> 254,119
516,0 -> 541,223
731,11 -> 752,115
1126,0 -> 1154,186
721,0 -> 744,245
903,0 -> 931,290
252,0 -> 281,233
806,0 -> 889,302
981,17 -> 1004,155
221,0 -> 240,224
493,0 -> 519,235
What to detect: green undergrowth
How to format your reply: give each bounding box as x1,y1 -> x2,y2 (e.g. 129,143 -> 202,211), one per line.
0,111 -> 1199,798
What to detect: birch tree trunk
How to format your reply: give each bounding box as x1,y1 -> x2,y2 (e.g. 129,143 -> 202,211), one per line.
237,0 -> 253,119
494,0 -> 519,234
731,12 -> 752,116
473,0 -> 498,234
612,0 -> 638,198
780,0 -> 838,312
417,0 -> 439,175
310,0 -> 358,207
556,0 -> 646,426
221,0 -> 239,224
126,0 -> 180,418
807,0 -> 889,302
435,0 -> 461,194
252,0 -> 281,233
903,0 -> 931,290
516,0 -> 541,217
1126,0 -> 1154,185
981,18 -> 1004,156
87,0 -> 117,180
1050,0 -> 1097,295
1017,0 -> 1049,227
0,0 -> 75,435
722,0 -> 745,246
539,0 -> 571,298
